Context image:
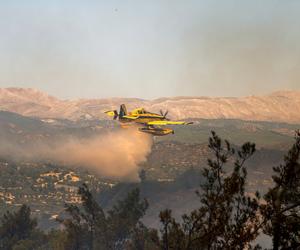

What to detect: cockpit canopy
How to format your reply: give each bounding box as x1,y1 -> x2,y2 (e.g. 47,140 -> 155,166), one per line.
132,108 -> 147,115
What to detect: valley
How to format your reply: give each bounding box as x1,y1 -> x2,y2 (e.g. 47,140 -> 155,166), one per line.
0,108 -> 297,230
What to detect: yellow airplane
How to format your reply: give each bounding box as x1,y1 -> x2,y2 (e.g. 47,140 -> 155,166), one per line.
105,104 -> 192,136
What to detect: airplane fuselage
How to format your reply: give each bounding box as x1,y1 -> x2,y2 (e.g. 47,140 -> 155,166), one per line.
105,105 -> 191,136
120,114 -> 166,124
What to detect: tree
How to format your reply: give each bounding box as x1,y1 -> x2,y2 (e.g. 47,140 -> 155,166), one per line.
61,183 -> 107,250
106,188 -> 149,248
46,229 -> 68,250
139,169 -> 147,183
0,205 -> 42,250
125,222 -> 160,250
61,184 -> 149,250
159,131 -> 261,250
263,130 -> 300,250
159,209 -> 185,250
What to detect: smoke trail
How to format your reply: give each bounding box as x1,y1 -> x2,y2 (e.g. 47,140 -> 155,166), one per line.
49,128 -> 153,180
0,128 -> 153,180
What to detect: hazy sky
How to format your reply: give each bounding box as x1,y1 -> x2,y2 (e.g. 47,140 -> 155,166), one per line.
0,0 -> 300,99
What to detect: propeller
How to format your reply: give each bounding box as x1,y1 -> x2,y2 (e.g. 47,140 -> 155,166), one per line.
160,109 -> 169,119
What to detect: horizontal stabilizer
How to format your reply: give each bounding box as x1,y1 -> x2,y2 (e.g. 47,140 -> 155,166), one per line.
104,110 -> 118,120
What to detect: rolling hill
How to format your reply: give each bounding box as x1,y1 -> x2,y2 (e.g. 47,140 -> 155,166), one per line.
0,88 -> 299,123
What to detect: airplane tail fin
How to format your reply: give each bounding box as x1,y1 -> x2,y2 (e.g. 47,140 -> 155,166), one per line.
104,110 -> 119,120
119,104 -> 127,118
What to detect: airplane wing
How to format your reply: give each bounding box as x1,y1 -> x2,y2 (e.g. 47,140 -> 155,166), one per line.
146,121 -> 193,126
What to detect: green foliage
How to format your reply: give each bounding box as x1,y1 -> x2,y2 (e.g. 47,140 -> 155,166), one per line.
46,229 -> 68,250
158,131 -> 261,250
107,188 -> 149,247
0,205 -> 44,250
124,222 -> 160,250
61,184 -> 149,250
263,130 -> 300,249
2,131 -> 300,249
159,209 -> 186,249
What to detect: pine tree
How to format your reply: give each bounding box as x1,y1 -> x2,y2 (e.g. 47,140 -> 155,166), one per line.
126,222 -> 160,250
62,184 -> 149,250
106,188 -> 149,248
62,183 -> 108,250
158,131 -> 261,250
46,229 -> 68,250
263,130 -> 300,249
0,205 -> 40,250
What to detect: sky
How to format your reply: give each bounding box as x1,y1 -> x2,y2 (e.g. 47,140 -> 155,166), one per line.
0,0 -> 300,99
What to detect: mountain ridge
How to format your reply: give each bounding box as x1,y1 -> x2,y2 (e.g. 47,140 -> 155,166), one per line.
0,88 -> 299,123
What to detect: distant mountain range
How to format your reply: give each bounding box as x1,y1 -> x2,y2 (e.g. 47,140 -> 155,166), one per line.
0,88 -> 300,123
0,91 -> 297,235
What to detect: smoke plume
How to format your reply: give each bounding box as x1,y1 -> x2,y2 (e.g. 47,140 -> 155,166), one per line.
1,128 -> 153,180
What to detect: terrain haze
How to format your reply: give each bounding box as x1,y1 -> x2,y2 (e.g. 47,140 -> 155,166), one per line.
0,87 -> 300,124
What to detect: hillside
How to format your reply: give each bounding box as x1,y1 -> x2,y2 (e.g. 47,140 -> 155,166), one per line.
0,110 -> 297,231
0,88 -> 300,123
